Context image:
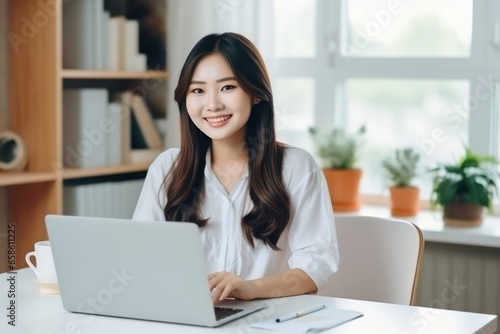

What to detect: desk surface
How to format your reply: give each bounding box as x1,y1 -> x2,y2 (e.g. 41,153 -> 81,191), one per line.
0,269 -> 496,334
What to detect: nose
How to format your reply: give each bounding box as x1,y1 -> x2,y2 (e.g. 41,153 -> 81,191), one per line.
205,92 -> 223,112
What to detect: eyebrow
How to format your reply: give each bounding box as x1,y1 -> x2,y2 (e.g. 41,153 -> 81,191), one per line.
190,77 -> 237,84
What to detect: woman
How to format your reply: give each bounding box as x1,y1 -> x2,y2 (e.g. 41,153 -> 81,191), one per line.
133,32 -> 338,302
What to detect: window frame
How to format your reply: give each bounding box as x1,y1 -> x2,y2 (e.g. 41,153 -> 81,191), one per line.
272,0 -> 500,212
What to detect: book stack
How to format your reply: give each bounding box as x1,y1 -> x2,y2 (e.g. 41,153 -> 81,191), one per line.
63,0 -> 146,70
120,91 -> 164,163
64,178 -> 145,219
63,89 -> 164,168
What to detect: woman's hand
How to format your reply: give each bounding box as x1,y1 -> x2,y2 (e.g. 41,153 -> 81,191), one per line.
208,271 -> 258,302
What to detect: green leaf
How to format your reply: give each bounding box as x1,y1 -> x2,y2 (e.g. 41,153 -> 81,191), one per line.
430,145 -> 499,210
309,126 -> 365,169
382,147 -> 421,187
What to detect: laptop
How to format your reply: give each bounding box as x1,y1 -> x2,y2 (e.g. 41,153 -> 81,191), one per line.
45,214 -> 265,327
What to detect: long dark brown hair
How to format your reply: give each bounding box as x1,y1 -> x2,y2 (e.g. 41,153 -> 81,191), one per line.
165,32 -> 290,250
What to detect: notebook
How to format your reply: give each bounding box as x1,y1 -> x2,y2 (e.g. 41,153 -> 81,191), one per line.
45,214 -> 265,327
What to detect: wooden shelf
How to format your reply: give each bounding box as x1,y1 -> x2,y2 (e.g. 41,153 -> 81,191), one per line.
6,0 -> 167,271
0,163 -> 153,189
61,70 -> 169,79
62,162 -> 152,179
0,172 -> 56,186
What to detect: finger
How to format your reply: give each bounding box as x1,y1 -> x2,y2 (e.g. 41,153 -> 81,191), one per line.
208,274 -> 225,291
209,281 -> 218,291
212,275 -> 234,302
208,271 -> 228,284
211,284 -> 223,303
217,275 -> 238,301
219,282 -> 234,301
208,271 -> 229,279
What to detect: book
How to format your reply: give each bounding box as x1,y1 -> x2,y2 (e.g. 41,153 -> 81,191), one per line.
121,91 -> 163,149
132,94 -> 163,148
129,148 -> 163,164
93,0 -> 105,70
101,10 -> 110,70
108,16 -> 126,70
120,100 -> 131,164
63,0 -> 94,69
63,185 -> 82,216
130,109 -> 149,149
136,53 -> 148,71
124,20 -> 139,70
63,0 -> 114,70
63,89 -> 109,168
63,179 -> 145,219
106,102 -> 125,165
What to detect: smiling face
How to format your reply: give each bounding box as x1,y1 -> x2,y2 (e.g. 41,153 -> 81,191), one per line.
186,53 -> 254,143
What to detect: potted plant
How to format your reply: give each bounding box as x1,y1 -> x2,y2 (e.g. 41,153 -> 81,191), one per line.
309,126 -> 366,212
382,147 -> 421,217
430,147 -> 499,226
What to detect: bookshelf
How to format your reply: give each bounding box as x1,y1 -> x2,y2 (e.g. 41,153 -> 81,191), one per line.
6,0 -> 167,268
61,70 -> 168,79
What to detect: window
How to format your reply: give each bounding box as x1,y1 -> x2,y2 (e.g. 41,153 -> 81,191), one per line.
348,78 -> 469,196
495,83 -> 500,160
346,0 -> 473,58
274,0 -> 316,58
271,0 -> 500,206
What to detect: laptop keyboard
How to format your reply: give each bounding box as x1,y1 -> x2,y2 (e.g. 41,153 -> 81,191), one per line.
214,307 -> 244,321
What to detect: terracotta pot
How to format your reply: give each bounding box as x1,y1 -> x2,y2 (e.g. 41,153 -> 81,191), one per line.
389,186 -> 420,217
443,198 -> 483,227
323,169 -> 362,212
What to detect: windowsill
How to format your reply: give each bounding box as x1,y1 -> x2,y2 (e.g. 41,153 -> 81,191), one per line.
335,205 -> 500,249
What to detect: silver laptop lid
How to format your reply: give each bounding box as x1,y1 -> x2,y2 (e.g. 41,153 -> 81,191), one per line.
45,215 -> 222,326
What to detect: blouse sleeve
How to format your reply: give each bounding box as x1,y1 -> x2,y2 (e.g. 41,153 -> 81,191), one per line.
132,148 -> 179,221
285,149 -> 339,290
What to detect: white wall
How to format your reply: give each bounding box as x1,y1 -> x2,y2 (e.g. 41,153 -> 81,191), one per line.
0,0 -> 9,272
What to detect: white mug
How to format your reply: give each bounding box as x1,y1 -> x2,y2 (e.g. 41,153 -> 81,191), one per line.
25,241 -> 58,283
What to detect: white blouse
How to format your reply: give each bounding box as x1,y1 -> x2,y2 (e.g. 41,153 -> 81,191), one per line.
132,146 -> 339,290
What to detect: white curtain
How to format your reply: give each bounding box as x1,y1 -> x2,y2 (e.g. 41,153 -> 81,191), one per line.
165,0 -> 275,148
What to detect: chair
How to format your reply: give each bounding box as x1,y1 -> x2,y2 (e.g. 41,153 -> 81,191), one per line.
317,215 -> 424,305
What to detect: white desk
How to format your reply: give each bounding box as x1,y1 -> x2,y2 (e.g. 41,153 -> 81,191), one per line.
0,269 -> 496,334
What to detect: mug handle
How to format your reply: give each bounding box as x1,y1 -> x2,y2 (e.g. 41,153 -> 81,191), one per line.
25,251 -> 39,277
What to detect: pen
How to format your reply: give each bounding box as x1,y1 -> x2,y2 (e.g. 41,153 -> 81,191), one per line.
275,304 -> 326,323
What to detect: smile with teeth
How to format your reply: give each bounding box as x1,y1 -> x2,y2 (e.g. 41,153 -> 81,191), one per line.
205,115 -> 232,123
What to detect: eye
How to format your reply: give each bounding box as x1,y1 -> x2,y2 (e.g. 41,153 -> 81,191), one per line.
190,88 -> 204,94
221,85 -> 236,91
